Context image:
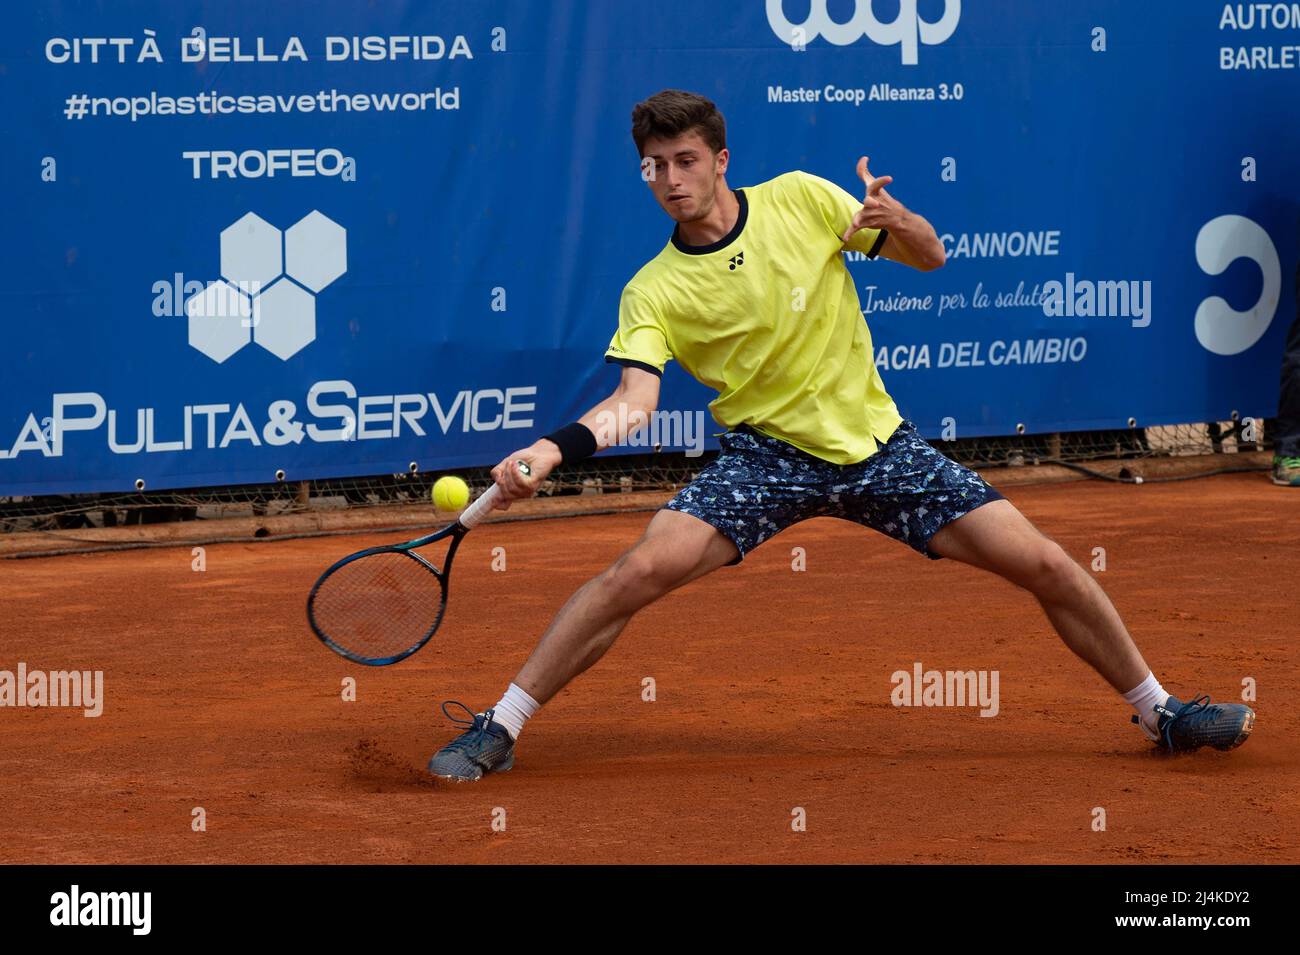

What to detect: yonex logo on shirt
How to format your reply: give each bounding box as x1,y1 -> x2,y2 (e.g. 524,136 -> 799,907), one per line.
728,251 -> 745,271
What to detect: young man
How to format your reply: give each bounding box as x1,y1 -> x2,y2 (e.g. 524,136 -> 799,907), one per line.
427,90 -> 1255,782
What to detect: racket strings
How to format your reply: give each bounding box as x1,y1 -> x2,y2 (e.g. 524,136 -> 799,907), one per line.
311,551 -> 444,661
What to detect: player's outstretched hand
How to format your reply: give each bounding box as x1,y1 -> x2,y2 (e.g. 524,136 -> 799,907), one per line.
842,155 -> 901,242
488,442 -> 559,510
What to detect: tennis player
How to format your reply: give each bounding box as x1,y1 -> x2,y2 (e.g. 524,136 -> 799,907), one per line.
428,90 -> 1255,781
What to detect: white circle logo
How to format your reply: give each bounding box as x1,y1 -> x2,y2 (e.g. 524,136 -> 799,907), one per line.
1194,214 -> 1280,356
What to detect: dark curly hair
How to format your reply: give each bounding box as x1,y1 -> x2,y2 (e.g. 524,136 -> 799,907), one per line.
631,90 -> 727,157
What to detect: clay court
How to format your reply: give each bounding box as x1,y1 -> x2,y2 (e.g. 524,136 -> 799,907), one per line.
1,472 -> 1295,864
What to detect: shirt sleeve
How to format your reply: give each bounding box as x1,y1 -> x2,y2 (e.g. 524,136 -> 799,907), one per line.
795,170 -> 889,259
604,284 -> 672,376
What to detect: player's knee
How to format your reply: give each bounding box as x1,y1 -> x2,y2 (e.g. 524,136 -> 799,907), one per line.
602,546 -> 680,606
1025,539 -> 1080,599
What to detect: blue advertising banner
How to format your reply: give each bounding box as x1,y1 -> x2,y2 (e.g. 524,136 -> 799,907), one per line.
1,1 -> 1295,494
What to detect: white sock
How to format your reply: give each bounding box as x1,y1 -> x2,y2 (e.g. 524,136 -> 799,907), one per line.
490,682 -> 540,741
1122,672 -> 1169,736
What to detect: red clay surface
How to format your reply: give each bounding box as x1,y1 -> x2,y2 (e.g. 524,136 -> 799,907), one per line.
0,472 -> 1296,864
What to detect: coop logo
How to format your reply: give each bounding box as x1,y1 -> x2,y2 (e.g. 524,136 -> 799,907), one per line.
183,210 -> 347,363
1194,214 -> 1280,356
766,0 -> 960,64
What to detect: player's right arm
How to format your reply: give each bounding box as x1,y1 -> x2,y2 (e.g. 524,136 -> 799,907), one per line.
490,283 -> 670,507
579,364 -> 662,452
491,375 -> 661,507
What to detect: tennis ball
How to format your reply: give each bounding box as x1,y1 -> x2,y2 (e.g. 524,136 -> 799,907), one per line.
432,476 -> 470,511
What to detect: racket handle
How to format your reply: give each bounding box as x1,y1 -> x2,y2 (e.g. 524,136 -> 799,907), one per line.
458,460 -> 532,530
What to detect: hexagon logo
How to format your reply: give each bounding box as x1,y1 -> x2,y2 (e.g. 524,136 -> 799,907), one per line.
253,279 -> 316,360
187,211 -> 345,363
186,281 -> 252,363
285,211 -> 348,293
220,212 -> 283,292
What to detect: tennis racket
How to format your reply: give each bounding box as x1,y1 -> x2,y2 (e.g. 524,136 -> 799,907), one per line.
307,460 -> 531,665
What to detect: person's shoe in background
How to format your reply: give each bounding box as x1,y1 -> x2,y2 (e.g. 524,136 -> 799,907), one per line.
1271,454 -> 1300,486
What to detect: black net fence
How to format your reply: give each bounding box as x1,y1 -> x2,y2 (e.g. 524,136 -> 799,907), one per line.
1,418 -> 1275,535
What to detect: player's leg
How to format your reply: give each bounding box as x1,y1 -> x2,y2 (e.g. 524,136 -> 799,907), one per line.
511,507 -> 739,704
427,507 -> 738,781
927,494 -> 1254,751
509,423 -> 816,708
427,425 -> 813,780
927,498 -> 1148,692
835,419 -> 1254,752
833,422 -> 1148,689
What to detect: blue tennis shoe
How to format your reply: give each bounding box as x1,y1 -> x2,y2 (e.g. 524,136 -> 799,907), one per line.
1134,694 -> 1255,752
427,701 -> 516,781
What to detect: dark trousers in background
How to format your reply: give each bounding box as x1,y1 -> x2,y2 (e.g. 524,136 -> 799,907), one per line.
1278,259 -> 1300,457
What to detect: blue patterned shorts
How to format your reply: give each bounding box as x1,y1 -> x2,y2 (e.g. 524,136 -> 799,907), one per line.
665,419 -> 1004,565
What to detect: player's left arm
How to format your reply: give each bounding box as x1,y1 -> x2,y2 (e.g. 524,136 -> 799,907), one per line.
841,156 -> 946,272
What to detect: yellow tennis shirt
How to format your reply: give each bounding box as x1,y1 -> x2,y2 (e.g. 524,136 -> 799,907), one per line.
604,170 -> 903,465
